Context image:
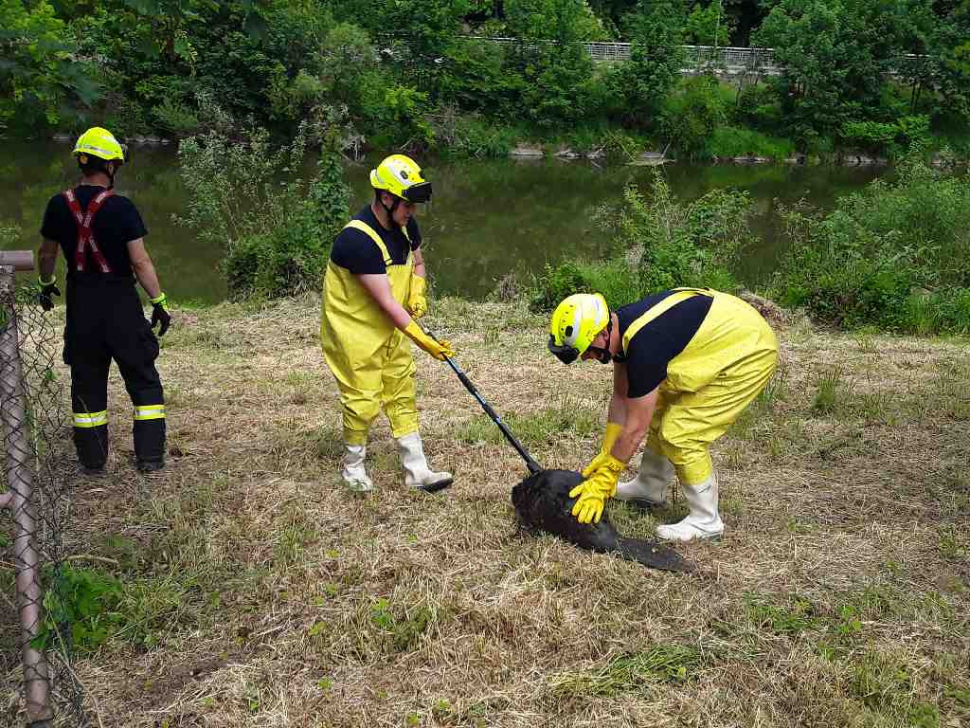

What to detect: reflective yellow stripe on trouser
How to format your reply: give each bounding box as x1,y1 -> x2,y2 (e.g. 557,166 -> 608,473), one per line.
134,404 -> 166,421
320,220 -> 419,446
73,410 -> 107,428
630,290 -> 778,486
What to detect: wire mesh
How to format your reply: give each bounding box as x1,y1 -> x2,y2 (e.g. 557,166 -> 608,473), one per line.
1,274 -> 89,728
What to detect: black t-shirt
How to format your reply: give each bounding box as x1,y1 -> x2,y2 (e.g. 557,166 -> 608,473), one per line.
615,290 -> 714,398
40,185 -> 147,280
329,205 -> 421,274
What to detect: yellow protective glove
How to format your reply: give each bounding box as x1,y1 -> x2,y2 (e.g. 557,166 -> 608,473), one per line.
581,422 -> 623,478
569,455 -> 626,524
407,274 -> 428,319
403,320 -> 455,361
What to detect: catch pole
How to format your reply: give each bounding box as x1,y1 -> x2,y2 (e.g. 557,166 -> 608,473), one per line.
426,328 -> 541,474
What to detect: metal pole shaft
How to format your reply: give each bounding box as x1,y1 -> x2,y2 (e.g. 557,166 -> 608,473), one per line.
0,266 -> 53,725
442,356 -> 542,474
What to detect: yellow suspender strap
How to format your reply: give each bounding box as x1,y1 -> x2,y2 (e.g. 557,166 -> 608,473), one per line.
343,220 -> 393,267
622,288 -> 713,352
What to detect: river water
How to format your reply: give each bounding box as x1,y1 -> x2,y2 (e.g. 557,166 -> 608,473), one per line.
1,140 -> 885,303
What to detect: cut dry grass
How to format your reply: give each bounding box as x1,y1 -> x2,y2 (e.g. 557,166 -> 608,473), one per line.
2,295 -> 969,727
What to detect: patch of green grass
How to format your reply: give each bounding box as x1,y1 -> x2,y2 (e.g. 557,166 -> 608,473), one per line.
855,329 -> 879,353
707,126 -> 796,159
455,398 -> 599,448
551,644 -> 705,697
849,649 -> 940,727
274,521 -> 318,566
723,442 -> 745,470
938,525 -> 967,561
607,500 -> 662,540
745,593 -> 821,636
854,390 -> 897,425
283,370 -> 320,404
812,367 -> 844,416
163,326 -> 236,351
115,569 -> 207,649
309,424 -> 343,461
368,598 -> 436,654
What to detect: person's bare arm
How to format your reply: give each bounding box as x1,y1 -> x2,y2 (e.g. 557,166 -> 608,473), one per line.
37,239 -> 59,281
126,238 -> 162,299
358,273 -> 414,329
412,246 -> 427,280
607,361 -> 629,426
611,387 -> 659,463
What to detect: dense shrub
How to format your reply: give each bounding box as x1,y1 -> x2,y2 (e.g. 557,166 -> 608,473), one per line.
618,174 -> 747,293
529,258 -> 641,312
707,126 -> 795,159
734,83 -> 783,131
604,0 -> 684,128
774,156 -> 970,333
177,108 -> 349,299
660,76 -> 727,158
530,170 -> 749,311
838,115 -> 931,157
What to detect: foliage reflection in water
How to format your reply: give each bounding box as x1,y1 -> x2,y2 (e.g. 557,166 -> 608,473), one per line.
0,141 -> 885,303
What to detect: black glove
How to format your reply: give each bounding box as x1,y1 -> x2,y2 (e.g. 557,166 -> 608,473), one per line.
150,293 -> 171,337
37,277 -> 60,312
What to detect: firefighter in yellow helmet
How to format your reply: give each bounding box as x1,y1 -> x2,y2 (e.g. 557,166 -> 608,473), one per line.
37,127 -> 171,474
320,154 -> 454,493
548,288 -> 778,541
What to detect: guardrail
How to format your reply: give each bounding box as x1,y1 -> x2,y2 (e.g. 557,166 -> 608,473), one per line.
457,37 -> 779,73
455,37 -> 926,76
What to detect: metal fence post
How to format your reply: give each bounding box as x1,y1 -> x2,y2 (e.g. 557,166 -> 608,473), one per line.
0,253 -> 54,728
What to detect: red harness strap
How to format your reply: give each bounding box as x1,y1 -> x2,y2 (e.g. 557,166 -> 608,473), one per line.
62,188 -> 115,274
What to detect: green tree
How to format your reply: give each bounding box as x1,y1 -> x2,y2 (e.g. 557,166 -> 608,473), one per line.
605,0 -> 685,127
504,0 -> 599,125
0,0 -> 99,130
755,0 -> 907,148
684,1 -> 733,46
359,0 -> 471,98
917,0 -> 970,123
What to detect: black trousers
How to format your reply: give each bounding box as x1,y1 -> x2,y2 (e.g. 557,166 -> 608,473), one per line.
65,278 -> 165,469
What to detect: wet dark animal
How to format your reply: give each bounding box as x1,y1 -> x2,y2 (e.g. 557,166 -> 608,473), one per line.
511,469 -> 692,573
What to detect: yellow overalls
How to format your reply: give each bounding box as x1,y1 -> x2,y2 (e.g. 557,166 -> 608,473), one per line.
623,288 -> 778,486
320,220 -> 419,446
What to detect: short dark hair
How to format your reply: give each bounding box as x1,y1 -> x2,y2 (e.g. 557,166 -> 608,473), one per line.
77,155 -> 115,177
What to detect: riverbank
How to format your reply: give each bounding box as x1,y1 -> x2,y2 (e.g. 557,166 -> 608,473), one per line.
9,295 -> 968,726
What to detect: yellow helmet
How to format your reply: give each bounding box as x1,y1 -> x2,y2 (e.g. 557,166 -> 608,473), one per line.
73,127 -> 125,164
370,154 -> 432,203
548,293 -> 610,364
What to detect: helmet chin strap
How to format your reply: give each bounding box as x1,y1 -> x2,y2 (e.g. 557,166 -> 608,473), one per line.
378,193 -> 400,229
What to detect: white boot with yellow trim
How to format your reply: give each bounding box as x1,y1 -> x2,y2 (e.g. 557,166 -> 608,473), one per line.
397,432 -> 452,493
342,444 -> 373,492
655,471 -> 724,542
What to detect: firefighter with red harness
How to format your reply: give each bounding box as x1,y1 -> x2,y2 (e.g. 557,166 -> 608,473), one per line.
37,127 -> 171,474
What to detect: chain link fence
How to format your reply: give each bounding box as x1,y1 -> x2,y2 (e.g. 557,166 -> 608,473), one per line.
1,258 -> 89,728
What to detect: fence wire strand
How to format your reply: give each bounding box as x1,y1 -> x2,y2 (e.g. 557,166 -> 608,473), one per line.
2,278 -> 89,728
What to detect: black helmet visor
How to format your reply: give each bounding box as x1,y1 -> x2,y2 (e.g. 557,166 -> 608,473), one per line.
403,181 -> 432,204
548,335 -> 579,364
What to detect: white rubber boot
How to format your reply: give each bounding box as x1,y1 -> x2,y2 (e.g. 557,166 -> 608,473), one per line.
656,472 -> 724,542
397,432 -> 453,493
614,448 -> 674,506
342,444 -> 373,492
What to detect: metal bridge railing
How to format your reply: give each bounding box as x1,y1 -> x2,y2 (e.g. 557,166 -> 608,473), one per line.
454,36 -> 925,76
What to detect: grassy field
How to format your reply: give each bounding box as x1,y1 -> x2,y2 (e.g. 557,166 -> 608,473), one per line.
3,295 -> 969,727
